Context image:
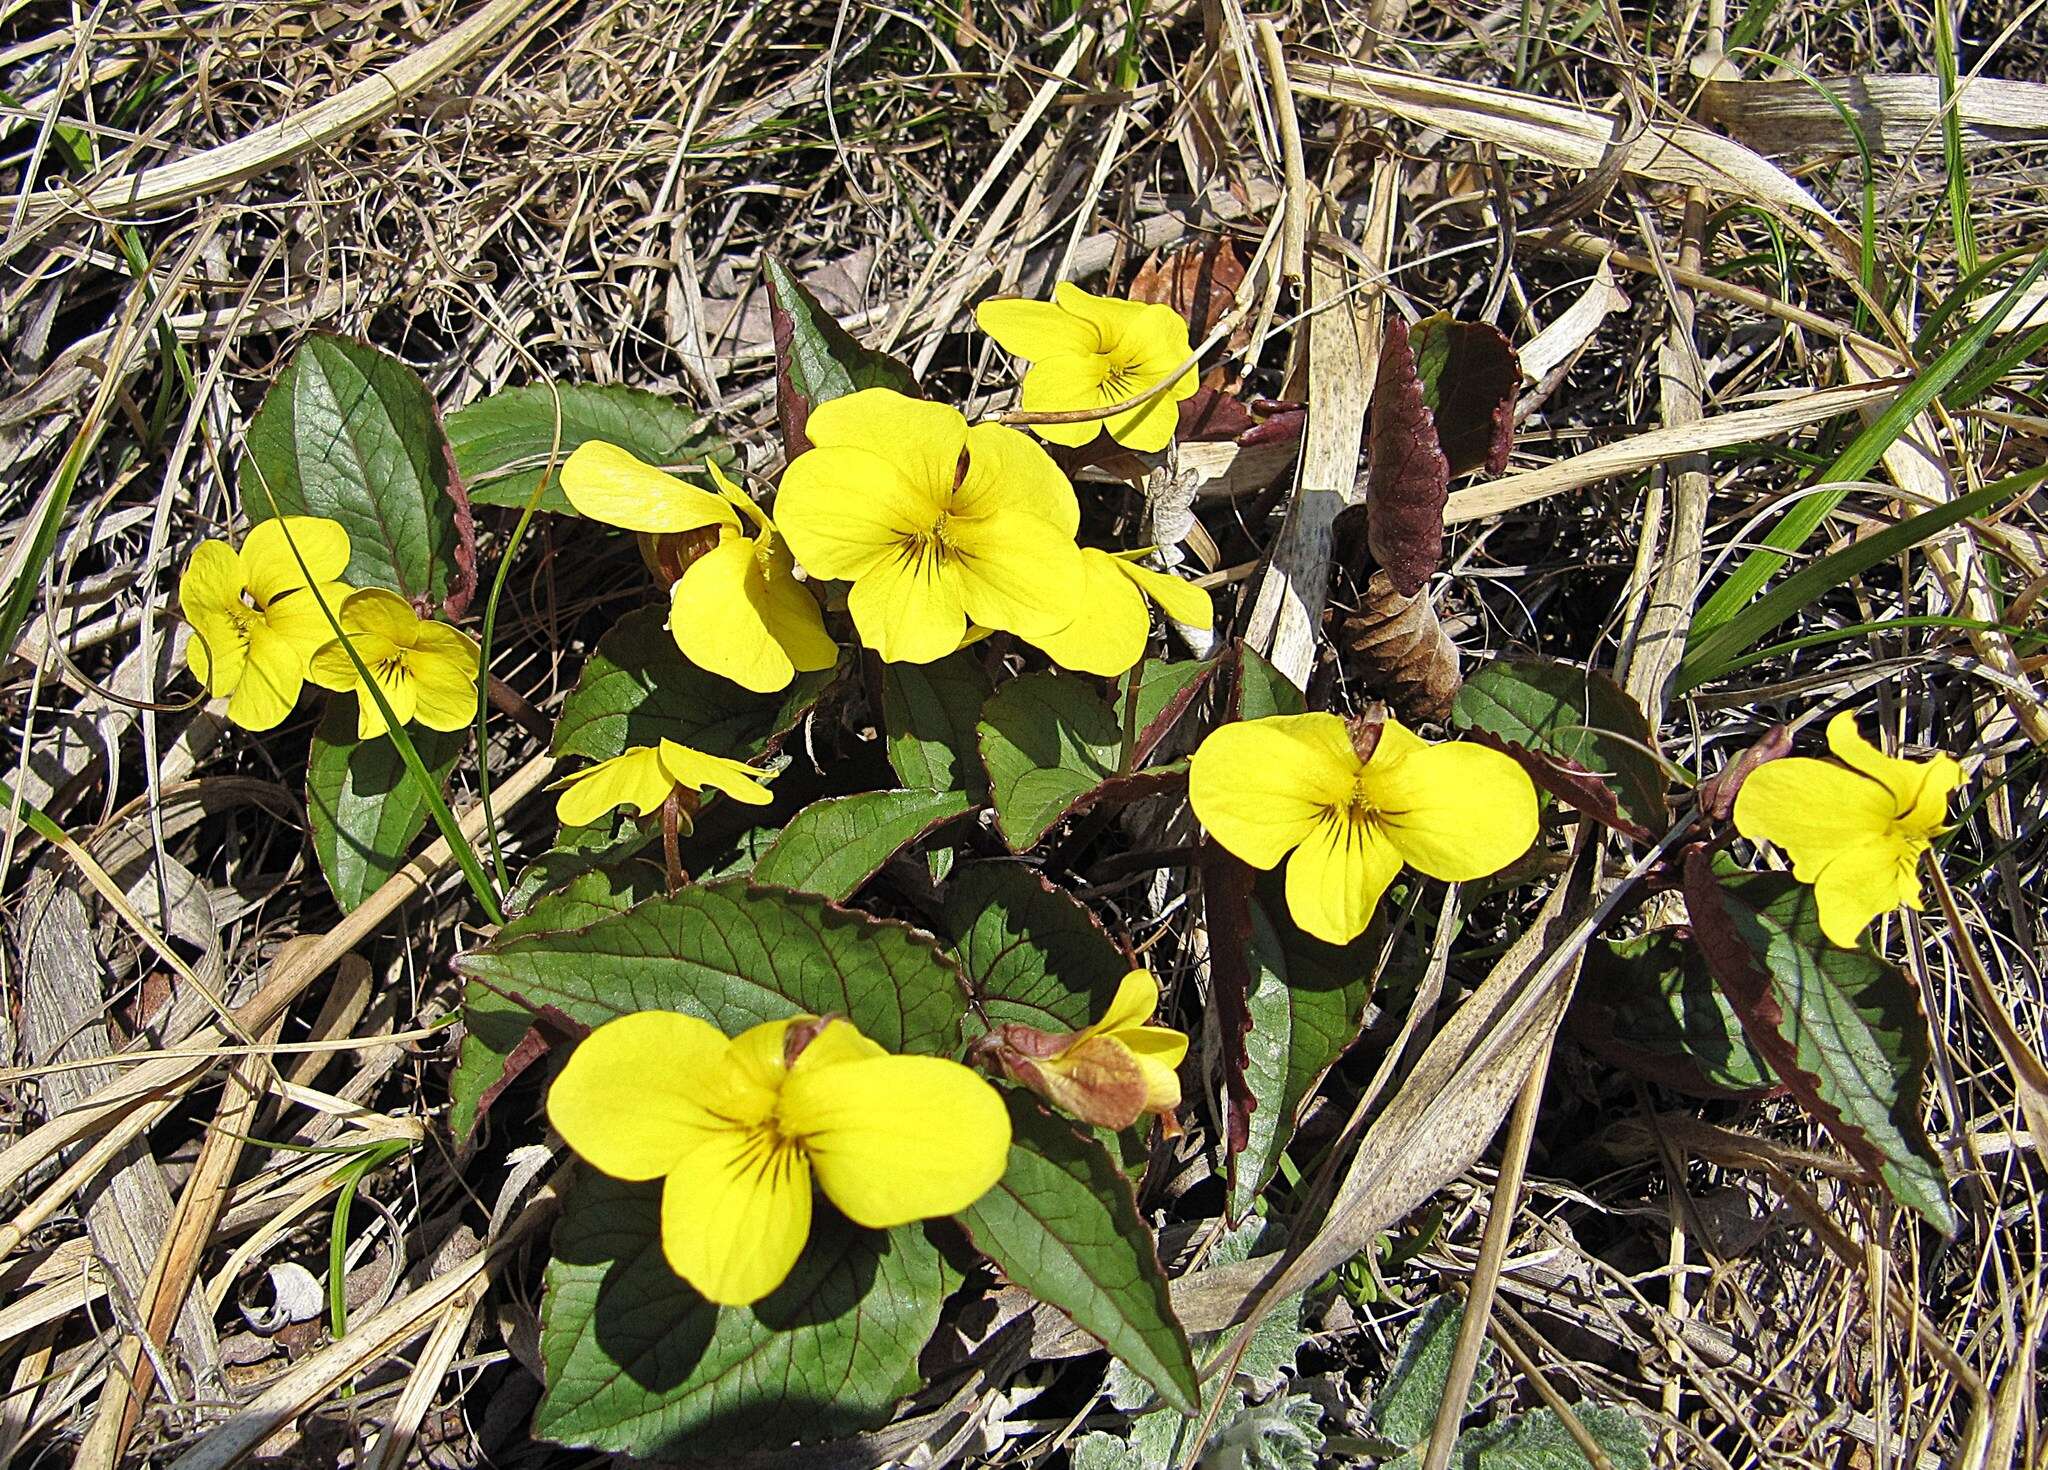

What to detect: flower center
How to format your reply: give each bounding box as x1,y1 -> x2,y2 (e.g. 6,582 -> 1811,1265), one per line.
1099,353 -> 1147,402
375,651 -> 413,687
735,1118 -> 808,1187
897,513 -> 957,575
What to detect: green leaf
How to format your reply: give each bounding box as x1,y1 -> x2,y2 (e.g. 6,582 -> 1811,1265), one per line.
956,1093 -> 1198,1414
536,1171 -> 953,1456
945,863 -> 1129,1036
1365,1296 -> 1496,1455
305,700 -> 465,912
1452,659 -> 1666,836
1572,929 -> 1777,1098
446,383 -> 726,515
451,860 -> 663,1140
552,607 -> 834,764
1445,1405 -> 1652,1470
502,823 -> 663,918
752,789 -> 972,901
459,880 -> 967,1101
1231,895 -> 1380,1217
1691,246 -> 2048,633
765,255 -> 918,455
240,334 -> 466,607
977,672 -> 1125,851
1675,470 -> 2039,690
1118,656 -> 1220,765
1235,644 -> 1306,720
882,651 -> 994,795
1681,857 -> 1953,1233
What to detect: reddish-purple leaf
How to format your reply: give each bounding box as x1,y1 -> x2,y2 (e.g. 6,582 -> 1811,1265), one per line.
1697,724 -> 1794,822
1177,387 -> 1260,443
1365,315 -> 1451,597
470,1003 -> 590,1127
1201,851 -> 1261,1155
1238,401 -> 1306,447
1408,313 -> 1519,477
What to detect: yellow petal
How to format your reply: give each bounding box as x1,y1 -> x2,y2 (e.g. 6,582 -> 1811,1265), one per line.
547,1011 -> 730,1179
657,740 -> 776,805
552,746 -> 677,827
1825,711 -> 1961,836
1018,357 -> 1112,448
407,623 -> 482,732
774,445 -> 944,582
1122,1026 -> 1189,1111
1812,837 -> 1924,947
790,1016 -> 889,1072
241,516 -> 351,608
1364,728 -> 1540,881
671,536 -> 797,693
1284,809 -> 1406,945
224,625 -> 305,731
661,1124 -> 813,1305
975,295 -> 1102,359
179,539 -> 245,624
843,545 -> 971,665
562,441 -> 741,535
1053,282 -> 1194,368
358,650 -> 419,739
1094,970 -> 1162,1038
260,583 -> 353,664
1027,547 -> 1149,676
1734,757 -> 1897,885
959,423 -> 1080,535
1902,753 -> 1962,837
184,607 -> 243,695
707,459 -> 773,536
782,1054 -> 1011,1227
802,389 -> 967,499
946,509 -> 1088,642
756,540 -> 839,673
337,588 -> 420,645
1112,554 -> 1212,629
1104,384 -> 1190,454
306,629 -> 391,693
1189,713 -> 1360,869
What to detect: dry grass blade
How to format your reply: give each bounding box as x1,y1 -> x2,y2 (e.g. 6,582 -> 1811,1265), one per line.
1702,74 -> 2048,157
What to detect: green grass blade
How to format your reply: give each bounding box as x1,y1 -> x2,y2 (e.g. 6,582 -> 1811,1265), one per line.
1690,248 -> 2048,639
1678,465 -> 2044,690
1934,0 -> 1978,279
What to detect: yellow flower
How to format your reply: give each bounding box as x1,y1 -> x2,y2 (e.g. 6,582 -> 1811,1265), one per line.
179,517 -> 354,730
1032,548 -> 1213,677
1189,713 -> 1538,945
991,970 -> 1188,1130
562,445 -> 836,693
548,1011 -> 1012,1305
976,282 -> 1199,453
551,739 -> 776,828
1733,711 -> 1961,947
307,589 -> 480,741
775,389 -> 1086,664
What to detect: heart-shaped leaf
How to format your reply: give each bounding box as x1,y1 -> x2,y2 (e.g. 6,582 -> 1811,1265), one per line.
1364,316 -> 1451,598
552,607 -> 834,765
1452,659 -> 1667,837
240,334 -> 473,612
1681,855 -> 1953,1232
956,1093 -> 1198,1414
882,651 -> 994,796
766,256 -> 918,456
1119,656 -> 1220,766
1570,929 -> 1777,1098
946,863 -> 1129,1036
446,383 -> 727,515
1230,892 -> 1382,1217
1233,643 -> 1306,720
304,700 -> 467,912
1407,313 -> 1518,479
752,788 -> 972,901
536,1171 -> 953,1456
978,673 -> 1129,851
454,881 -> 970,1137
